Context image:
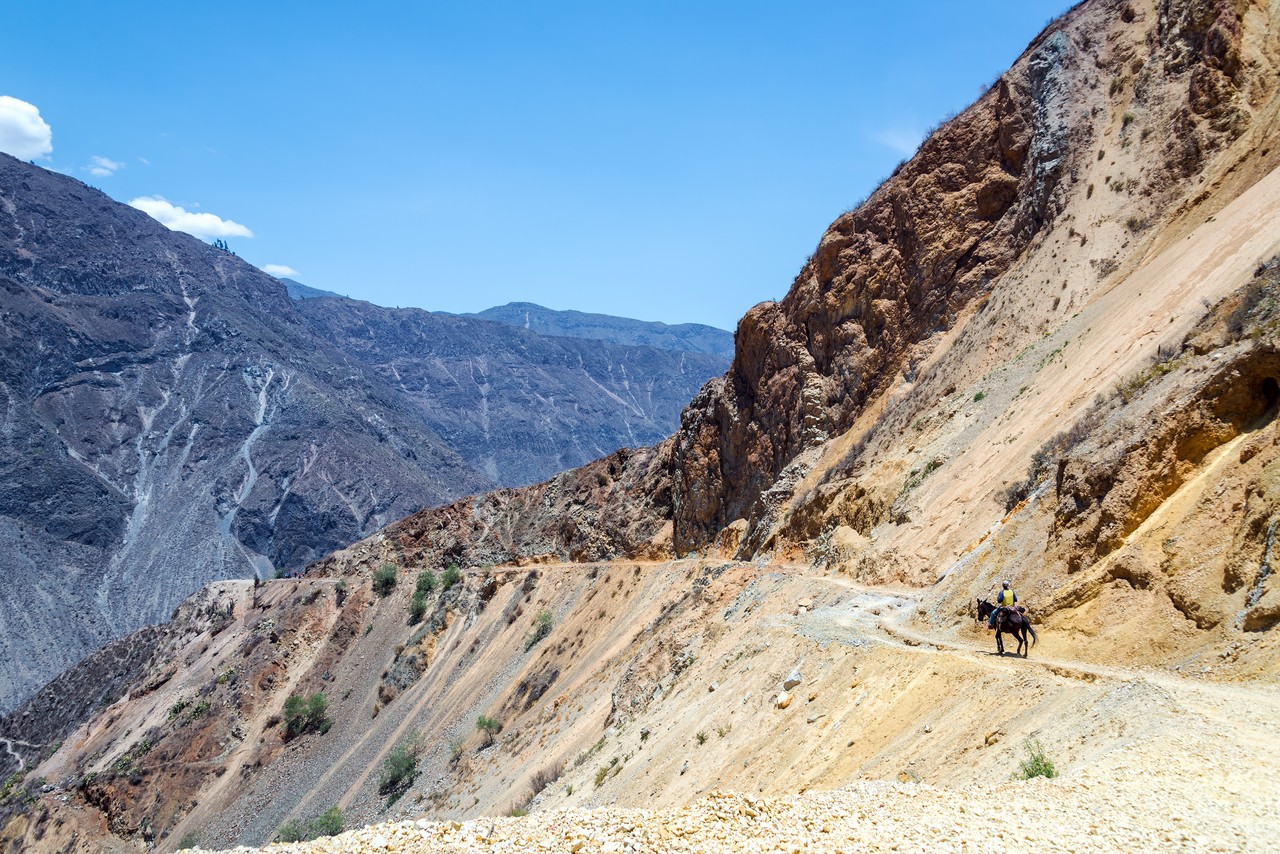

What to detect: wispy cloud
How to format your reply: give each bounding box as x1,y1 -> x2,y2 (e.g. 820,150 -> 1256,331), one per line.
261,264 -> 298,278
874,127 -> 923,157
129,195 -> 254,239
85,155 -> 124,177
0,95 -> 53,160
137,156 -> 150,166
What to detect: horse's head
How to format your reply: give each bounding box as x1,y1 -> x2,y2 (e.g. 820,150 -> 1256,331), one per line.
976,599 -> 994,621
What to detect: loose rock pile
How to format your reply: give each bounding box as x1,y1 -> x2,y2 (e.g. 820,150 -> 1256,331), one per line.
202,775 -> 1254,853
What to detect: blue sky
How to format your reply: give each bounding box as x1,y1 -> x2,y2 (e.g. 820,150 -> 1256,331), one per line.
2,1 -> 1072,330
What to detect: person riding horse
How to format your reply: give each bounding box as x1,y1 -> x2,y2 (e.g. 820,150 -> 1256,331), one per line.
988,581 -> 1017,629
976,589 -> 1038,657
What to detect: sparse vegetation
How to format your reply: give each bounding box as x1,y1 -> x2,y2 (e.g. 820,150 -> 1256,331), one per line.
904,458 -> 943,490
973,390 -> 987,402
524,609 -> 553,651
573,736 -> 607,768
335,579 -> 348,606
529,759 -> 565,795
998,397 -> 1108,512
695,731 -> 708,745
441,564 -> 462,590
477,714 -> 503,746
373,563 -> 398,597
282,692 -> 332,741
1014,738 -> 1058,780
416,569 -> 437,595
0,772 -> 24,803
112,736 -> 154,777
379,736 -> 422,803
278,806 -> 344,842
407,590 -> 427,624
175,831 -> 202,850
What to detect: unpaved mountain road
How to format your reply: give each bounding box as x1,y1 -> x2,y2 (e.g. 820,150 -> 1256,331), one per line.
211,564 -> 1280,853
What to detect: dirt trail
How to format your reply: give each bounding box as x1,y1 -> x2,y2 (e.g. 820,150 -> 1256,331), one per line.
228,561 -> 1280,853
801,568 -> 1280,719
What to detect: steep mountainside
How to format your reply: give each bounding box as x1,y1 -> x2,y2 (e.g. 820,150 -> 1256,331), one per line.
3,0 -> 1280,850
467,302 -> 736,359
0,158 -> 724,712
293,297 -> 727,486
280,278 -> 344,301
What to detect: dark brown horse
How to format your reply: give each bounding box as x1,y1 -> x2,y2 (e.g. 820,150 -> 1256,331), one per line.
976,599 -> 1038,657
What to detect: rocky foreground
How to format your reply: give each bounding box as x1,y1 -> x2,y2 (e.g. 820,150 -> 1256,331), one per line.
203,777 -> 1261,854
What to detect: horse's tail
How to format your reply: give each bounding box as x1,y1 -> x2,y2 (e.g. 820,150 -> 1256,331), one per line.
1027,622 -> 1038,647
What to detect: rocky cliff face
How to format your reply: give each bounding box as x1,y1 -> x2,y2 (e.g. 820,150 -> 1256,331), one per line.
670,0 -> 1272,554
0,158 -> 725,712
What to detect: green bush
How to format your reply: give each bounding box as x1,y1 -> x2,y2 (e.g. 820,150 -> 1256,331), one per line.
282,692 -> 331,740
441,564 -> 462,590
524,610 -> 553,651
415,570 -> 437,595
476,714 -> 502,746
373,564 -> 398,597
1014,738 -> 1057,780
335,579 -> 348,607
175,831 -> 202,850
378,745 -> 418,801
407,591 -> 427,625
277,819 -> 307,843
277,807 -> 343,843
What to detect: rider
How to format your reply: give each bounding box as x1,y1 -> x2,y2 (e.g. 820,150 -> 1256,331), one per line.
989,580 -> 1017,629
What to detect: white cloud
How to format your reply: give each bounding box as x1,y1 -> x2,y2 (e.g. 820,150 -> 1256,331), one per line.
0,96 -> 53,160
85,155 -> 124,177
128,195 -> 254,239
874,127 -> 923,157
261,264 -> 298,277
137,156 -> 150,166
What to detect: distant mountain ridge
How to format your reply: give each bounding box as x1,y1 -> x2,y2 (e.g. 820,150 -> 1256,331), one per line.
280,277 -> 345,300
0,154 -> 727,711
466,301 -> 735,359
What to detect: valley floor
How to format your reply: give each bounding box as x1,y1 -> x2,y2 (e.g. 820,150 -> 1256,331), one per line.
200,563 -> 1280,853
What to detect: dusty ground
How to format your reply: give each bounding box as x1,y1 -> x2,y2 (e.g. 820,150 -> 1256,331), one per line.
185,561 -> 1280,853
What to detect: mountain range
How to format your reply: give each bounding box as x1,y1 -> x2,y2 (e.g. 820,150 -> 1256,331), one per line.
3,0 -> 1280,849
0,157 -> 728,711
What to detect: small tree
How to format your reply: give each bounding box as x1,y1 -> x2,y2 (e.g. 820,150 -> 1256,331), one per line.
441,564 -> 462,590
407,590 -> 426,625
282,692 -> 331,740
373,564 -> 397,597
476,714 -> 502,747
524,610 -> 553,651
378,742 -> 419,804
415,569 -> 437,595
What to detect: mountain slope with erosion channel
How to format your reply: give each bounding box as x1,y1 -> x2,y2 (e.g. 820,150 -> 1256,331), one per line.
3,0 -> 1280,849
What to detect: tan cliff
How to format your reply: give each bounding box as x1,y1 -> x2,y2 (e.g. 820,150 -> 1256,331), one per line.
4,0 -> 1280,850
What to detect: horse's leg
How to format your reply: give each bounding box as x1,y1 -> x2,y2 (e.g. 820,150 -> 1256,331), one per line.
995,629 -> 1004,655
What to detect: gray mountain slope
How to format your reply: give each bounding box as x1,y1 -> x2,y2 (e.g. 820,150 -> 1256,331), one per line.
0,154 -> 727,711
467,301 -> 735,359
295,296 -> 728,485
